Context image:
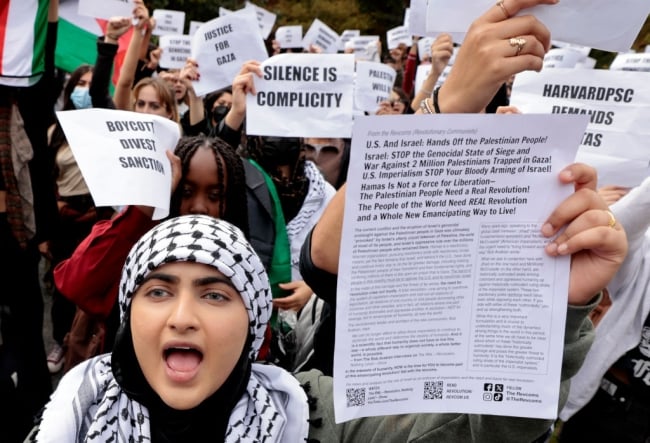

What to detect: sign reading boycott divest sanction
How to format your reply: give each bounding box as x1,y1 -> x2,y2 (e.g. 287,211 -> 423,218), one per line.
55,108 -> 181,219
246,53 -> 355,138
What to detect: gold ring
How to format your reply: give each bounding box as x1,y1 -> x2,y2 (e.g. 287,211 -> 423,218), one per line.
509,37 -> 526,55
496,0 -> 511,19
606,210 -> 617,228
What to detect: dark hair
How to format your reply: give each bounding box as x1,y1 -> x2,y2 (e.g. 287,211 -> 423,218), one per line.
50,64 -> 94,154
171,135 -> 249,238
335,139 -> 351,190
204,87 -> 233,111
62,64 -> 93,111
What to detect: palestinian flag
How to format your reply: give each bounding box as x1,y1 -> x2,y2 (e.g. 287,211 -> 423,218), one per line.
57,0 -> 105,74
0,0 -> 50,87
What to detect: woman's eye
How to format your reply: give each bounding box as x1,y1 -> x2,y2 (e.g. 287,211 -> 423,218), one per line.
203,291 -> 228,301
182,186 -> 193,198
146,287 -> 170,298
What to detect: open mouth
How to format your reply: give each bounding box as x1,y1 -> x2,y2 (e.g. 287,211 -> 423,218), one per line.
164,347 -> 204,374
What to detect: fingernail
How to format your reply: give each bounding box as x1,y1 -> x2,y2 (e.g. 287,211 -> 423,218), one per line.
557,243 -> 568,254
541,222 -> 554,236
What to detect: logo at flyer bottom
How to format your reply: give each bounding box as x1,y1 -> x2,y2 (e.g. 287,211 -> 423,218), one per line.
483,383 -> 504,401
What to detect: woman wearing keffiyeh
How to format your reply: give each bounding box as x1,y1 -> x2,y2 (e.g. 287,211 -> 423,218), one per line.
23,0 -> 632,440
28,177 -> 627,442
31,215 -> 310,442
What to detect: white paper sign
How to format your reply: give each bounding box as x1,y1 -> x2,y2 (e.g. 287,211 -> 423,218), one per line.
387,25 -> 412,50
55,109 -> 181,220
245,2 -> 277,40
408,0 -> 430,37
303,18 -> 341,54
418,37 -> 435,61
575,57 -> 597,70
510,69 -> 650,187
219,7 -> 232,16
152,9 -> 185,36
340,29 -> 361,51
425,0 -> 650,53
404,8 -> 411,28
414,64 -> 451,94
551,41 -> 592,58
334,113 -> 589,422
78,0 -> 132,20
542,48 -> 586,69
159,35 -> 192,70
610,52 -> 650,72
354,62 -> 396,113
350,36 -> 380,62
246,54 -> 355,137
191,14 -> 268,97
275,25 -> 303,49
189,21 -> 204,37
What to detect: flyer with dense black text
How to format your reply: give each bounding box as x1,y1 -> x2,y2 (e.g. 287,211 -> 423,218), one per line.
333,113 -> 589,422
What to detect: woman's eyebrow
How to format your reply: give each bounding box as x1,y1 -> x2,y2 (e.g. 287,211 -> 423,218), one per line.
140,272 -> 179,284
193,276 -> 236,289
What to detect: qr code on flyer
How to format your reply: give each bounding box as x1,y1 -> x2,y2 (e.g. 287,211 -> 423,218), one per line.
346,387 -> 366,407
424,381 -> 444,400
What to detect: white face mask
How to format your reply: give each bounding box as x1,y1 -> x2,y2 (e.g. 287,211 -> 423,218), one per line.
70,87 -> 92,109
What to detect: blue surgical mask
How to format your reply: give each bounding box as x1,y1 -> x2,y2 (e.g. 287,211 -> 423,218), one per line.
70,87 -> 92,109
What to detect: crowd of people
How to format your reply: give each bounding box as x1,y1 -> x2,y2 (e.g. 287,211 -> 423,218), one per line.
0,0 -> 646,441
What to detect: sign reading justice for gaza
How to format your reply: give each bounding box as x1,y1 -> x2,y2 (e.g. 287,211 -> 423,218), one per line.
191,13 -> 268,97
55,109 -> 181,219
246,53 -> 355,138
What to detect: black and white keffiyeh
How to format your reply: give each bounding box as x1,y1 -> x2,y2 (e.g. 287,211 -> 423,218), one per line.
36,216 -> 309,443
285,160 -> 326,242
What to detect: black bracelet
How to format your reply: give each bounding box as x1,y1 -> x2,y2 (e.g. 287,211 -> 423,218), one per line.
433,86 -> 442,114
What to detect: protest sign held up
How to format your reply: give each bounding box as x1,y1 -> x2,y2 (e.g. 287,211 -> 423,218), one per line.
510,68 -> 650,187
54,109 -> 181,219
152,9 -> 186,36
303,18 -> 341,54
159,35 -> 192,70
246,53 -> 355,138
355,61 -> 396,113
78,0 -> 132,20
191,13 -> 268,97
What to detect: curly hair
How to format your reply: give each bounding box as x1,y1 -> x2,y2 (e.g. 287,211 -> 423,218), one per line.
171,135 -> 249,239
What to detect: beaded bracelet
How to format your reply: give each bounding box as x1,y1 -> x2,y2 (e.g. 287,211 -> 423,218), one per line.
420,98 -> 434,114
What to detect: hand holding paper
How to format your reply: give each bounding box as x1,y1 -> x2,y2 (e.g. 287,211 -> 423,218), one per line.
225,60 -> 263,131
436,0 -> 554,113
542,164 -> 627,305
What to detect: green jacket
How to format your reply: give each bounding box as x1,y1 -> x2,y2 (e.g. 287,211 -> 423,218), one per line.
296,298 -> 599,443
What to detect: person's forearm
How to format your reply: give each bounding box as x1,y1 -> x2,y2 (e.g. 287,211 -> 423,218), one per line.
411,68 -> 443,112
48,0 -> 59,22
114,31 -> 145,110
311,184 -> 346,274
187,89 -> 205,126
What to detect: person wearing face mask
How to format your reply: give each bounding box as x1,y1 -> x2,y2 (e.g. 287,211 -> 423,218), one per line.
174,56 -> 233,137
45,64 -> 117,375
207,88 -> 233,128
